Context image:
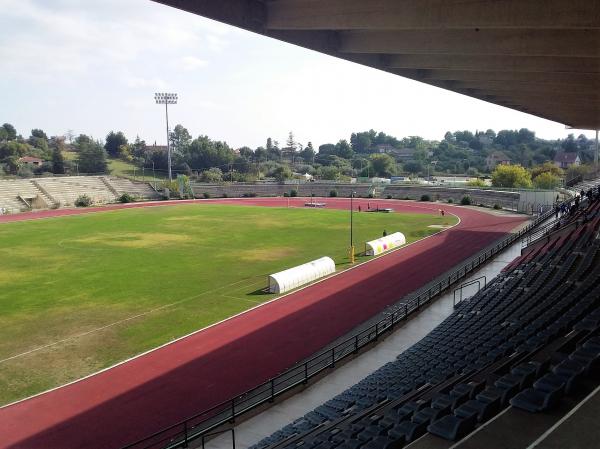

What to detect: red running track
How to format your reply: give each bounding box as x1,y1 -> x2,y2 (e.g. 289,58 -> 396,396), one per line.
0,198 -> 527,449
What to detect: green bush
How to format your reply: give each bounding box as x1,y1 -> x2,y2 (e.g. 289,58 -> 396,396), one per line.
222,193 -> 228,198
242,192 -> 258,197
460,195 -> 472,205
290,189 -> 298,197
75,194 -> 92,207
283,192 -> 289,197
386,194 -> 393,199
329,190 -> 338,197
368,193 -> 375,198
420,194 -> 431,202
203,192 -> 211,199
118,193 -> 135,203
447,198 -> 454,204
493,203 -> 502,210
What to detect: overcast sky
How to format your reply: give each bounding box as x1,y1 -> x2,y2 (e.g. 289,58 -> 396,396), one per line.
1,0 -> 596,149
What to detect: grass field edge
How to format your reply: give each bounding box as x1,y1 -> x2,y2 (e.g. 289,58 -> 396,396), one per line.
0,204 -> 461,410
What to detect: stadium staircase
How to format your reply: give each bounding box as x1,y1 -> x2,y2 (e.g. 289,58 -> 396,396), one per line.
0,179 -> 55,213
244,190 -> 600,449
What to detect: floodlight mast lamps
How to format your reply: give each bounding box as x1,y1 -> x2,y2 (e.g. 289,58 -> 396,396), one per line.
154,93 -> 178,182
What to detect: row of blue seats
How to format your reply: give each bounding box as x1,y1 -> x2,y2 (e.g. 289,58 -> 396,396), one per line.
252,213 -> 599,449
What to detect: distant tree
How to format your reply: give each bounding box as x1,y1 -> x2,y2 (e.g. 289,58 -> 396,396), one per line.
530,162 -> 563,180
254,146 -> 267,162
317,143 -> 335,156
238,146 -> 254,160
494,130 -> 519,148
131,135 -> 147,158
0,141 -> 29,160
76,135 -> 108,173
299,142 -> 315,163
169,124 -> 192,156
317,165 -> 340,180
186,135 -> 234,171
272,164 -> 292,181
266,137 -> 273,152
533,172 -> 560,189
28,129 -> 48,151
561,134 -> 578,152
65,129 -> 75,144
334,140 -> 353,159
350,132 -> 372,153
467,178 -> 486,187
118,144 -> 133,161
370,153 -> 395,177
104,131 -> 128,157
2,123 -> 17,141
30,129 -> 48,140
286,131 -> 297,150
491,164 -> 532,188
199,167 -> 223,183
576,134 -> 590,152
403,161 -> 423,175
52,146 -> 65,174
518,128 -> 535,144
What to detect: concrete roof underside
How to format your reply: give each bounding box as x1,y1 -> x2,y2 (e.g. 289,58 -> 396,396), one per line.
154,0 -> 600,130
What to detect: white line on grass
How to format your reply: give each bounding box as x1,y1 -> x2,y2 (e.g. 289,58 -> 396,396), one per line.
1,199 -> 473,408
0,277 -> 267,365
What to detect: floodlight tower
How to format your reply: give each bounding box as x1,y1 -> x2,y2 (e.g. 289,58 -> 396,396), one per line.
154,92 -> 178,182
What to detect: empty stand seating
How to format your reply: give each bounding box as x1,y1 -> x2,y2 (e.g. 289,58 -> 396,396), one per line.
0,176 -> 159,212
251,191 -> 600,449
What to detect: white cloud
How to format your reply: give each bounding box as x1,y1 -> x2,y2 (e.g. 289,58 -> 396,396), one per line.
124,75 -> 168,89
181,56 -> 208,71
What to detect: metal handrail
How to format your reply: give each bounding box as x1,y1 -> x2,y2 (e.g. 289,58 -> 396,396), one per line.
453,275 -> 487,307
121,208 -> 554,449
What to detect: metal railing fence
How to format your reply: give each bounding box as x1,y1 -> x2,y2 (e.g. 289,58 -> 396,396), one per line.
120,207 -> 553,449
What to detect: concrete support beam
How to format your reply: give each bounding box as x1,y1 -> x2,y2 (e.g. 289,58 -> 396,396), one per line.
153,0 -> 266,32
386,55 -> 600,74
390,68 -> 600,87
339,29 -> 600,57
440,79 -> 600,96
267,0 -> 600,30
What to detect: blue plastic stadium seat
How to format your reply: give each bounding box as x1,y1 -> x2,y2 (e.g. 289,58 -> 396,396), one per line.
552,359 -> 586,393
427,413 -> 476,441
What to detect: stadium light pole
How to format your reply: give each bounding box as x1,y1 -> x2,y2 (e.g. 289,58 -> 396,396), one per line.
154,93 -> 178,182
350,191 -> 356,263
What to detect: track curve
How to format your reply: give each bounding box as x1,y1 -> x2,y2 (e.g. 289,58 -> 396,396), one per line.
0,198 -> 527,449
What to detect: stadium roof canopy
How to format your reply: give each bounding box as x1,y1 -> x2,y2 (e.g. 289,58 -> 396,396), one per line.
153,0 -> 600,130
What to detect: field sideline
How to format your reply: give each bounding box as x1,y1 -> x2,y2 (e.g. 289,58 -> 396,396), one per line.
0,200 -> 455,405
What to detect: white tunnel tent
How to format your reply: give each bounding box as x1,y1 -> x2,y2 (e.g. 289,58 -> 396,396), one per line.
269,257 -> 336,294
365,232 -> 406,256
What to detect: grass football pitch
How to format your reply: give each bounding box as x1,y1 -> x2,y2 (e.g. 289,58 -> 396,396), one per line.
0,203 -> 456,405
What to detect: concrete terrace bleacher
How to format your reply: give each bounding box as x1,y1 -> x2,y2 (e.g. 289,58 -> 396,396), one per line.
36,176 -> 117,206
0,179 -> 52,213
250,192 -> 600,449
384,185 -> 520,210
190,183 -> 374,199
104,176 -> 161,200
0,176 -> 159,212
